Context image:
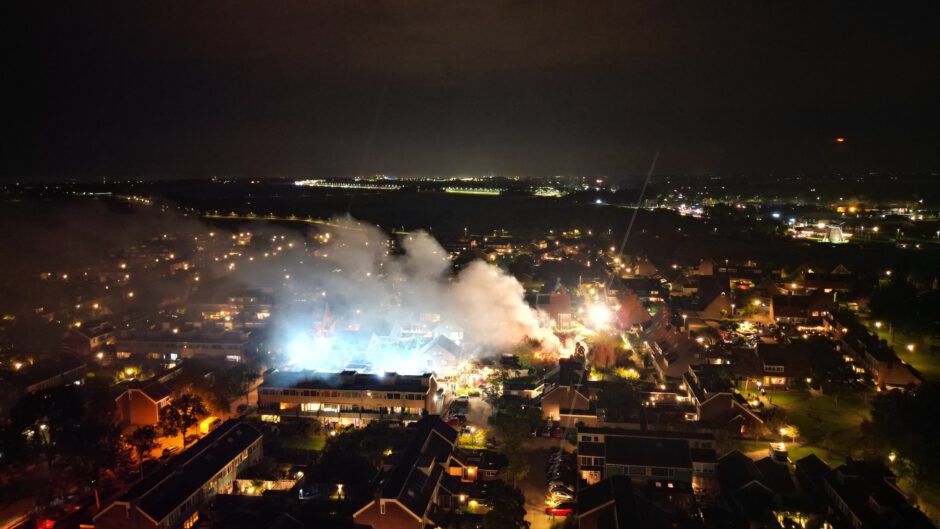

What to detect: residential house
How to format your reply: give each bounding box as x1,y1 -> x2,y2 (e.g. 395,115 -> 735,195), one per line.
576,428 -> 717,494
731,343 -> 813,389
770,292 -> 833,324
17,356 -> 87,394
94,420 -> 263,529
717,450 -> 802,528
258,370 -> 440,426
353,416 -> 457,529
116,329 -> 250,362
540,358 -> 594,427
64,318 -> 115,356
115,377 -> 174,426
822,459 -> 934,529
682,366 -> 763,434
578,475 -> 698,529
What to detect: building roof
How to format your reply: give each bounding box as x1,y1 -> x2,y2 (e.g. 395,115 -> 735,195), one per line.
794,453 -> 831,480
15,355 -> 86,389
578,475 -> 640,521
823,459 -> 932,528
119,329 -> 250,344
604,437 -> 693,469
684,365 -> 732,404
116,420 -> 261,524
755,343 -> 812,378
137,380 -> 172,402
753,457 -> 796,494
422,334 -> 461,356
367,416 -> 456,520
578,425 -> 716,442
262,370 -> 433,393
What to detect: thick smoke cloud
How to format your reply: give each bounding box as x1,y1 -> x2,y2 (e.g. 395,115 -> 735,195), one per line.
276,217 -> 558,372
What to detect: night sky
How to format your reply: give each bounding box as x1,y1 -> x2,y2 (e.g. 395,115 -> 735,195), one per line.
5,1 -> 939,180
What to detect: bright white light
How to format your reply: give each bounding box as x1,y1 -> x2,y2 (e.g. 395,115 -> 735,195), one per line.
588,304 -> 612,327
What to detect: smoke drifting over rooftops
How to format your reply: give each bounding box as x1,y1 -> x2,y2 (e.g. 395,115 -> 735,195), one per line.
275,217 -> 559,373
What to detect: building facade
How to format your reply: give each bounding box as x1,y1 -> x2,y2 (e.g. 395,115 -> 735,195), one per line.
94,420 -> 262,529
258,370 -> 440,426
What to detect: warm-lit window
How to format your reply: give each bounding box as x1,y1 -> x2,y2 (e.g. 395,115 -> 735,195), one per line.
183,511 -> 199,529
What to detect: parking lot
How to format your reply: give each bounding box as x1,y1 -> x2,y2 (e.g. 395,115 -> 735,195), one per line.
519,437 -> 576,529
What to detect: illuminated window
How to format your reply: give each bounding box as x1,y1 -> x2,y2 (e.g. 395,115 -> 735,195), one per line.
183,512 -> 199,529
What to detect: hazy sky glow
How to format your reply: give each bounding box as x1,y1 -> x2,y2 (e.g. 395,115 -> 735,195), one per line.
5,1 -> 939,180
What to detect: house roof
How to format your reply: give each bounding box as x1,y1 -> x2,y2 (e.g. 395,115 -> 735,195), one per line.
422,334 -> 461,357
604,437 -> 693,469
116,420 -> 262,523
369,416 -> 456,519
753,457 -> 796,494
794,453 -> 831,480
577,426 -> 716,442
138,380 -> 172,402
15,355 -> 86,388
262,370 -> 432,393
578,475 -> 639,520
822,459 -> 928,528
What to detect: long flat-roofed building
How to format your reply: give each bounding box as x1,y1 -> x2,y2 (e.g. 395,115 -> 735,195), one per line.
116,330 -> 250,362
576,427 -> 717,495
94,420 -> 262,529
258,370 -> 441,426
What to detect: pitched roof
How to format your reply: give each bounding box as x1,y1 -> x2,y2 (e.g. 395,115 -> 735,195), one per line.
262,370 -> 432,393
369,416 -> 456,519
604,437 -> 693,469
578,475 -> 639,520
137,380 -> 172,402
117,420 -> 262,523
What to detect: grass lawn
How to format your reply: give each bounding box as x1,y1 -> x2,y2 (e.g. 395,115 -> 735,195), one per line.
723,438 -> 843,466
280,433 -> 327,451
863,321 -> 940,382
764,390 -> 870,465
899,478 -> 940,524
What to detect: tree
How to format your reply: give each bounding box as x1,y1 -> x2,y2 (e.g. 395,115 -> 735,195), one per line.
484,482 -> 529,529
596,383 -> 639,423
127,426 -> 158,476
868,383 -> 940,487
489,404 -> 541,485
760,406 -> 787,438
781,424 -> 800,443
160,393 -> 208,446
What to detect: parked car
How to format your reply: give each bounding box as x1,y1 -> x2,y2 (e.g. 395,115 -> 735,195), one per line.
550,485 -> 576,498
159,446 -> 179,461
141,459 -> 159,475
545,502 -> 576,516
549,489 -> 575,502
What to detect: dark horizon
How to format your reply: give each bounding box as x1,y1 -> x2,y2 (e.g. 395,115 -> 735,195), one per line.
4,1 -> 939,181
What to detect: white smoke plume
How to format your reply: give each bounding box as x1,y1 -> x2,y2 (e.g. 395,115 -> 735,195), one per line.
274,217 -> 559,372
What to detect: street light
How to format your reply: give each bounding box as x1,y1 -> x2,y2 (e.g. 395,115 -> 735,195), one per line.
907,344 -> 915,352
875,321 -> 882,329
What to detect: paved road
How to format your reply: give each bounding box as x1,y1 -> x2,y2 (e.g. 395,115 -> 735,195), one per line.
520,437 -> 576,529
